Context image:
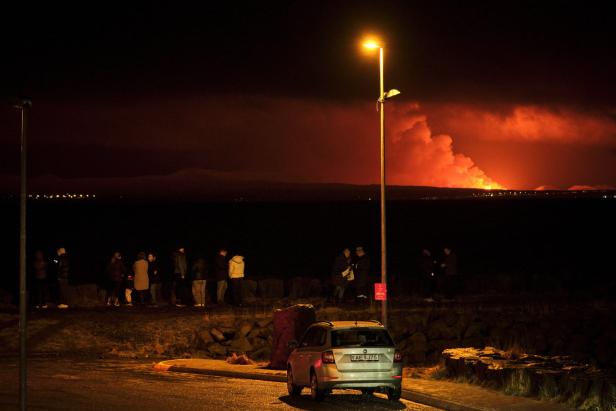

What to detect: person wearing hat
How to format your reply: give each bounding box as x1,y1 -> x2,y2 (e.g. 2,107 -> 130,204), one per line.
55,247 -> 70,309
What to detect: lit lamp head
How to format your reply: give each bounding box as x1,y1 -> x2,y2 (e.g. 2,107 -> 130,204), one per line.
362,40 -> 381,50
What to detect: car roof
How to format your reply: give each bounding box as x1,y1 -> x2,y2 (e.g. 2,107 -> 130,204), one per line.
311,320 -> 385,329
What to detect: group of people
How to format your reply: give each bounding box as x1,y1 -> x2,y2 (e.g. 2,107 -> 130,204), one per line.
417,246 -> 459,300
329,245 -> 460,304
30,246 -> 247,309
330,246 -> 371,304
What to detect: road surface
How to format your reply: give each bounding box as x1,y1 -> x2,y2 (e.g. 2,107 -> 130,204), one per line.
0,358 -> 441,410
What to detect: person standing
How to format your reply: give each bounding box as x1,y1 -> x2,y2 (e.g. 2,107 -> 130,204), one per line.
106,251 -> 126,307
147,252 -> 161,306
192,256 -> 207,307
353,246 -> 370,304
419,248 -> 437,301
440,246 -> 460,299
228,254 -> 245,306
331,248 -> 352,304
32,250 -> 49,308
133,252 -> 149,305
55,247 -> 70,309
173,247 -> 188,307
215,248 -> 228,304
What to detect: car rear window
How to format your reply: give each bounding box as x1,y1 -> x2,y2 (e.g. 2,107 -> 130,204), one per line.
331,328 -> 394,347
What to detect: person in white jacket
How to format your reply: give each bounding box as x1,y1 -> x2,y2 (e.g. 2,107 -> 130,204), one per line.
228,255 -> 245,306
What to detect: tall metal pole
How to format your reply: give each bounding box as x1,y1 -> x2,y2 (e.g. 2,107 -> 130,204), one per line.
16,100 -> 30,411
379,47 -> 387,328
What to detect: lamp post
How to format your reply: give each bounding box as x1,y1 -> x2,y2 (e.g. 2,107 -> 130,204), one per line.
362,40 -> 399,328
13,98 -> 31,411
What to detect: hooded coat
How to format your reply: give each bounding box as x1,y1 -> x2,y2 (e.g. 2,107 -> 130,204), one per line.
133,259 -> 149,291
228,255 -> 245,279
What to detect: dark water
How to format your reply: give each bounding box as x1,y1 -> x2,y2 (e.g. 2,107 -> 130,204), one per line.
0,198 -> 614,298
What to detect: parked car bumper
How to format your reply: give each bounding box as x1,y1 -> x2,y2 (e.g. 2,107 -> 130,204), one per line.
315,364 -> 403,390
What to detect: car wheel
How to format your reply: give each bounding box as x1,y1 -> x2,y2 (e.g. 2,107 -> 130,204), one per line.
287,367 -> 302,396
387,386 -> 401,401
361,388 -> 375,396
310,372 -> 325,401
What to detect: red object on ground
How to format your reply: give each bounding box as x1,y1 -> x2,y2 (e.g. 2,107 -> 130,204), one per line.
269,304 -> 316,369
374,283 -> 387,301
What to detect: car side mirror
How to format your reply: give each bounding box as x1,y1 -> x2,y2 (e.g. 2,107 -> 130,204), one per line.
287,340 -> 298,350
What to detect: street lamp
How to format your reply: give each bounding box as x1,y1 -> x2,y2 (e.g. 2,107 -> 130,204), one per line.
12,98 -> 31,411
362,39 -> 400,328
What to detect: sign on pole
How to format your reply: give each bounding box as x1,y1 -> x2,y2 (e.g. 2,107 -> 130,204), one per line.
374,283 -> 387,301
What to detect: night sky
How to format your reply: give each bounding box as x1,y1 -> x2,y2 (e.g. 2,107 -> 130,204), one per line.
1,1 -> 615,192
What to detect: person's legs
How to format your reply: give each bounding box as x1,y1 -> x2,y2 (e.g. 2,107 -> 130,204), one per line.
217,280 -> 227,303
150,283 -> 159,305
57,279 -> 69,307
231,278 -> 242,306
200,280 -> 206,306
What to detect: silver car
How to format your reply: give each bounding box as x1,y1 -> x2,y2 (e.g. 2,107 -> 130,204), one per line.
286,320 -> 403,401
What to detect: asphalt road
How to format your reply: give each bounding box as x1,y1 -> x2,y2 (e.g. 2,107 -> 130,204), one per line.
0,359 -> 441,410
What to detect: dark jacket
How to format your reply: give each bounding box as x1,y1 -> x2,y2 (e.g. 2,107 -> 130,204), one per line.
354,254 -> 370,287
107,260 -> 126,282
33,257 -> 48,280
173,252 -> 187,279
443,252 -> 458,276
57,254 -> 70,280
214,254 -> 227,281
419,253 -> 434,277
331,253 -> 351,286
192,258 -> 207,281
148,260 -> 161,284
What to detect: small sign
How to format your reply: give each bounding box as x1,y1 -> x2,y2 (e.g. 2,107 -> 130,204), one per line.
374,283 -> 387,301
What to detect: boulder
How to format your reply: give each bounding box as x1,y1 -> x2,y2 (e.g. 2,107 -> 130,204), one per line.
256,318 -> 272,328
258,279 -> 285,299
210,328 -> 226,342
229,336 -> 253,354
427,319 -> 458,340
405,331 -> 428,363
250,346 -> 272,361
238,321 -> 254,337
196,329 -> 214,347
208,343 -> 227,357
243,280 -> 258,303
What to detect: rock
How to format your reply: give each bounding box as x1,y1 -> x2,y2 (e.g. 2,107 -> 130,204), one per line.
250,346 -> 272,361
208,343 -> 227,357
443,311 -> 459,327
238,321 -> 254,337
229,336 -> 253,354
244,280 -> 258,303
405,331 -> 428,363
404,314 -> 428,334
210,328 -> 225,342
289,277 -> 311,298
196,329 -> 214,347
308,279 -> 322,297
464,322 -> 486,339
258,279 -> 284,299
427,319 -> 458,340
256,318 -> 272,328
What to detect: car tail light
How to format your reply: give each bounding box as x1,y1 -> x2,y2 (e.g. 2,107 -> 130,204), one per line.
394,350 -> 403,363
322,351 -> 335,364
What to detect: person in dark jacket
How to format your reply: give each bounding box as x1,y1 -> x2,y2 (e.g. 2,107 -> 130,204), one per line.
419,248 -> 436,301
353,246 -> 370,303
55,247 -> 70,309
32,250 -> 49,308
147,252 -> 161,306
330,248 -> 352,304
214,248 -> 228,304
106,251 -> 126,307
191,256 -> 207,307
173,247 -> 188,307
440,246 -> 460,299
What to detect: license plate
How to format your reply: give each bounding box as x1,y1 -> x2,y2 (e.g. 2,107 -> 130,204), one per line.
351,354 -> 379,361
